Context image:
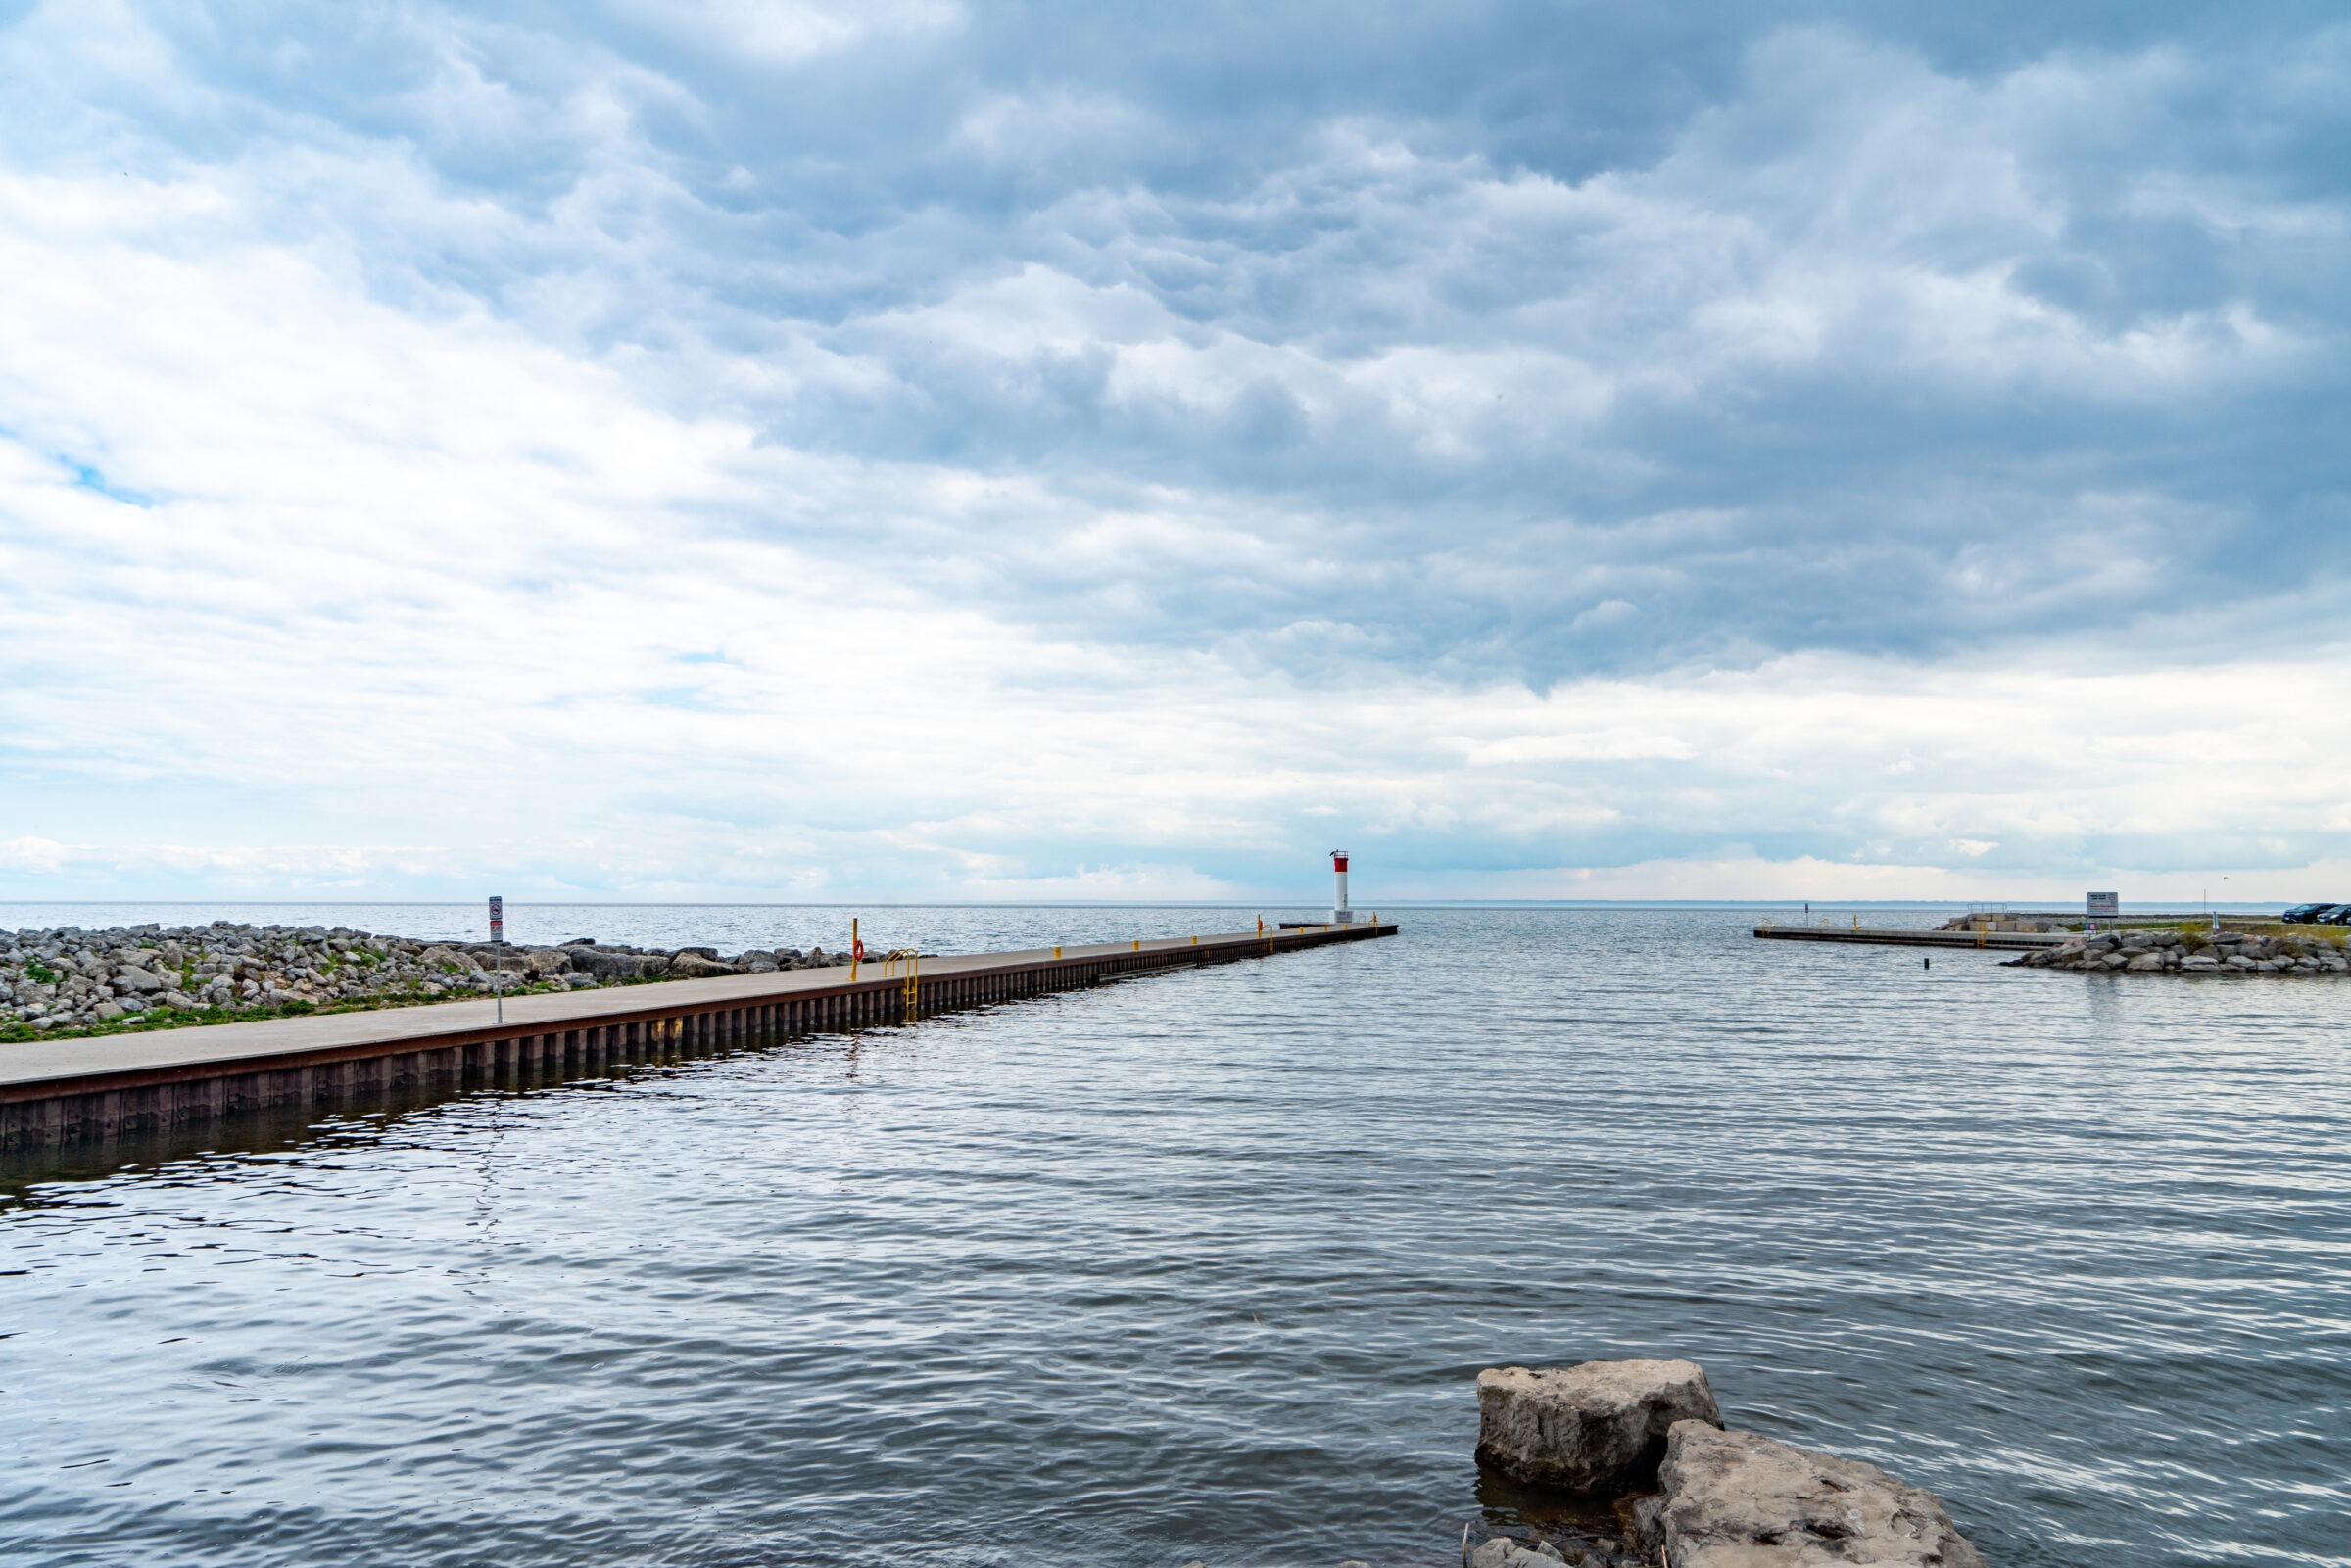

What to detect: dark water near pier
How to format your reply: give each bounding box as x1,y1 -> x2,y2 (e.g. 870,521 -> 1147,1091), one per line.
1,906 -> 2345,1568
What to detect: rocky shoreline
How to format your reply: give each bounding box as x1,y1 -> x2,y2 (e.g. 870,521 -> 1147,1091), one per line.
2006,927 -> 2348,974
0,921 -> 862,1041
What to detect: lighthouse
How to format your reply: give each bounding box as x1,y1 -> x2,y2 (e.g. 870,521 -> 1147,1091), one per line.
1330,850 -> 1352,924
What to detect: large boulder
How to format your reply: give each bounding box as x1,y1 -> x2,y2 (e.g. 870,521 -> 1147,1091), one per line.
1477,1360 -> 1723,1492
669,954 -> 741,979
1642,1421 -> 1985,1568
565,948 -> 669,980
1469,1539 -> 1569,1568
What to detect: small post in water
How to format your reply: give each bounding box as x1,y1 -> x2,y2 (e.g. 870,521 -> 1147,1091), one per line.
489,894 -> 504,1025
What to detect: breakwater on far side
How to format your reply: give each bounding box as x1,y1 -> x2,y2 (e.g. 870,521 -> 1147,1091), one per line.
2008,927 -> 2349,974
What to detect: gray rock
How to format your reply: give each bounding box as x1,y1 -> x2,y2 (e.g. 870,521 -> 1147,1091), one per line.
1471,1542 -> 1566,1568
93,1000 -> 126,1022
1477,1359 -> 1723,1492
118,968 -> 166,993
567,948 -> 668,979
669,955 -> 742,979
1646,1421 -> 1984,1568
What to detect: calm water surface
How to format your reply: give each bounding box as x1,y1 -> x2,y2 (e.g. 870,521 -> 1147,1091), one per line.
2,906 -> 2345,1567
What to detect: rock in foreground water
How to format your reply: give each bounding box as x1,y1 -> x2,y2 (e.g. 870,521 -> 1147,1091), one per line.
1476,1359 -> 1723,1492
1469,1538 -> 1569,1567
1639,1420 -> 1985,1568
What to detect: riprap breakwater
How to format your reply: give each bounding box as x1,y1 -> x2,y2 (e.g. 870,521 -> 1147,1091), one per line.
1,921 -> 864,1039
2008,927 -> 2348,974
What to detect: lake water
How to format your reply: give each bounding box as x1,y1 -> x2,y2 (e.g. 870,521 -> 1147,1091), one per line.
1,905 -> 2344,1567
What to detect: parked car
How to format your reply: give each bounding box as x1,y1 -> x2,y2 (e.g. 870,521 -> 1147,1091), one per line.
2281,903 -> 2332,923
2317,904 -> 2351,926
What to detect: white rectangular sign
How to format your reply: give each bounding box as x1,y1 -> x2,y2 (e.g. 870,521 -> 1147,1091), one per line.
2086,891 -> 2119,919
488,894 -> 504,941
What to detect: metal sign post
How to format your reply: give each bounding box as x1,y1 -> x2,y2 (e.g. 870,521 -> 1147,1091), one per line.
489,895 -> 504,1024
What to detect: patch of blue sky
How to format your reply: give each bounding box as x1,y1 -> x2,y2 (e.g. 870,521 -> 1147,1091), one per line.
65,460 -> 151,507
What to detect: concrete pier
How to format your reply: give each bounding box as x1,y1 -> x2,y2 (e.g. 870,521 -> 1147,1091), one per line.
1753,923 -> 2064,952
0,922 -> 1396,1154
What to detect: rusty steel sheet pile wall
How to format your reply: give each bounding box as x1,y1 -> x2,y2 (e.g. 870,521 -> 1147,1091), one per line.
0,923 -> 1395,1155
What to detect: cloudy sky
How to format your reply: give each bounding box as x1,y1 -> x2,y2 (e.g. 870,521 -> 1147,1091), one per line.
1,1 -> 2345,904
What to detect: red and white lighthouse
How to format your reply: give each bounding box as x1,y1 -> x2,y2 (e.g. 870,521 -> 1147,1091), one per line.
1330,850 -> 1352,924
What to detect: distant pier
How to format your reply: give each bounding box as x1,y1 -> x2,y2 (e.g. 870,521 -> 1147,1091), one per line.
1753,923 -> 2067,952
0,922 -> 1397,1154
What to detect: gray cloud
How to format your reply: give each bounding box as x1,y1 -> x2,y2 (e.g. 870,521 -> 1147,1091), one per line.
19,7 -> 2342,681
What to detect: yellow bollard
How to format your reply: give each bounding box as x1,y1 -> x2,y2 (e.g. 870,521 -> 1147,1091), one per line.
1131,938 -> 1140,952
1053,945 -> 1062,959
1190,934 -> 1197,945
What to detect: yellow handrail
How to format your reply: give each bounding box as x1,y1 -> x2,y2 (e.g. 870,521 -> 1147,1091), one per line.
880,948 -> 921,1020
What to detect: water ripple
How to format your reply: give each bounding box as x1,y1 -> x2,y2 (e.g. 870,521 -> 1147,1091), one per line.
2,907 -> 2346,1567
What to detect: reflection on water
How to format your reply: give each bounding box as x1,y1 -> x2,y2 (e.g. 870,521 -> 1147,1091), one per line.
2,907 -> 2345,1568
